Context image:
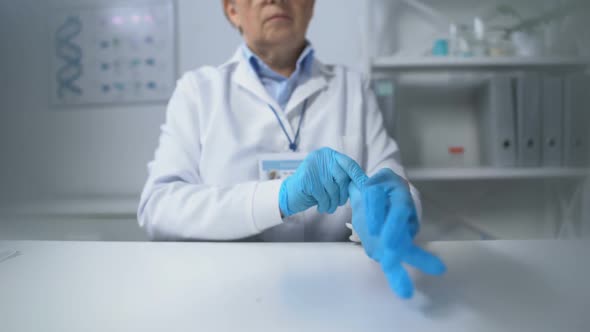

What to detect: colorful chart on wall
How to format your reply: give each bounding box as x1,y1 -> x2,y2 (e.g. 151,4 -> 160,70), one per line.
49,1 -> 176,106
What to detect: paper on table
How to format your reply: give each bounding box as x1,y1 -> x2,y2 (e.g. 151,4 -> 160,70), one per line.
0,249 -> 19,263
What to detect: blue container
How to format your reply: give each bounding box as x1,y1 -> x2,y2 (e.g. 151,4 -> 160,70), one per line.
433,39 -> 449,56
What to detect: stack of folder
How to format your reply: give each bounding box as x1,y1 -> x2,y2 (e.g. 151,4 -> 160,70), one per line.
478,73 -> 590,168
563,74 -> 590,167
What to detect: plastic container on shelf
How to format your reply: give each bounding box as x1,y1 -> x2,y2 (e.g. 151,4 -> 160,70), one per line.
471,17 -> 488,57
448,146 -> 467,167
488,34 -> 515,57
432,39 -> 449,56
449,23 -> 460,56
451,24 -> 475,57
511,29 -> 545,56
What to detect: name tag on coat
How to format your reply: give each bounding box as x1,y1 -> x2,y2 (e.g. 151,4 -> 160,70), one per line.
257,153 -> 307,181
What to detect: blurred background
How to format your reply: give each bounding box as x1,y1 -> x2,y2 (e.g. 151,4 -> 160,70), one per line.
0,0 -> 588,242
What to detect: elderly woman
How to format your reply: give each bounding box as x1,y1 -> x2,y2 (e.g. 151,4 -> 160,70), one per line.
138,0 -> 444,298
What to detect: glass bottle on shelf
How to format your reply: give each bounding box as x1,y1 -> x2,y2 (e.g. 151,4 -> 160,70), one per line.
471,17 -> 488,57
451,24 -> 474,57
488,34 -> 515,57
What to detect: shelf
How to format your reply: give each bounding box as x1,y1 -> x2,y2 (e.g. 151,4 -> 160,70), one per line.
372,56 -> 590,71
406,167 -> 590,181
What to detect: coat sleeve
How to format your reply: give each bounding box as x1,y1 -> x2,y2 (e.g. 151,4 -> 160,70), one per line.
361,78 -> 424,224
137,74 -> 283,240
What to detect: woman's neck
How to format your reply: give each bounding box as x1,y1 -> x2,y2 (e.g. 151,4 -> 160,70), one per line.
248,41 -> 306,77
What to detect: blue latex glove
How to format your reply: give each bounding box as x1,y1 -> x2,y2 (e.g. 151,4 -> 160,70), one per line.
364,168 -> 420,243
349,169 -> 446,299
279,148 -> 368,216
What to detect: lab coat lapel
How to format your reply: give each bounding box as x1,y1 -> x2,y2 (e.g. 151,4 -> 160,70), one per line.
232,50 -> 282,111
231,49 -> 296,137
285,60 -> 330,116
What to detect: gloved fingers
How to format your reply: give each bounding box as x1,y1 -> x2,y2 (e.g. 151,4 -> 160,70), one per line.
333,151 -> 368,188
348,181 -> 362,203
362,238 -> 383,262
384,263 -> 414,299
349,183 -> 366,224
349,182 -> 367,235
380,249 -> 402,273
363,185 -> 388,236
332,164 -> 351,206
389,188 -> 419,238
403,245 -> 447,276
382,203 -> 412,250
365,168 -> 396,186
387,182 -> 414,207
366,167 -> 407,186
348,181 -> 382,262
311,183 -> 331,214
408,213 -> 420,239
321,176 -> 340,214
370,245 -> 383,262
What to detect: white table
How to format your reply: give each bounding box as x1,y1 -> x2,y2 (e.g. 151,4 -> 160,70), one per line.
0,240 -> 588,332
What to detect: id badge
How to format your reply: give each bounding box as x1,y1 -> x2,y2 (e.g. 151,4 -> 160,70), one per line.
258,153 -> 307,181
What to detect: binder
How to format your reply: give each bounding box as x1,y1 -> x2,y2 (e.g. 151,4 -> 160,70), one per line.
540,76 -> 564,167
477,74 -> 517,167
564,74 -> 590,167
515,73 -> 542,167
372,78 -> 397,140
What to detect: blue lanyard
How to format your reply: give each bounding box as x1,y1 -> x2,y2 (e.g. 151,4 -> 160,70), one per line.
268,99 -> 308,152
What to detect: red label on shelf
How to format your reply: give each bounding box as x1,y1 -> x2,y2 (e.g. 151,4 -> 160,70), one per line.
449,146 -> 465,155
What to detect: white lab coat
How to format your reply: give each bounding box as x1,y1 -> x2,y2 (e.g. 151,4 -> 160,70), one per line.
137,47 -> 421,242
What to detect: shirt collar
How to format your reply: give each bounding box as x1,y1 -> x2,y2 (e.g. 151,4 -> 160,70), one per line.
241,42 -> 315,80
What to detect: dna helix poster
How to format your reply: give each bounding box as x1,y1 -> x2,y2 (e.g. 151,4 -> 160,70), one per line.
49,1 -> 176,106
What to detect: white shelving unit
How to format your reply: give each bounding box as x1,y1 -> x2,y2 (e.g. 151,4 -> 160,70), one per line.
363,0 -> 589,240
407,167 -> 589,181
373,55 -> 589,180
372,56 -> 590,71
374,55 -> 589,181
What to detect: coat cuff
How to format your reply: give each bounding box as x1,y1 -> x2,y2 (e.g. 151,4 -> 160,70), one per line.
408,184 -> 422,223
408,183 -> 422,237
252,180 -> 284,232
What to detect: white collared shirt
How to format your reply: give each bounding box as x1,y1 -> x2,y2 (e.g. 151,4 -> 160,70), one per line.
241,43 -> 315,110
